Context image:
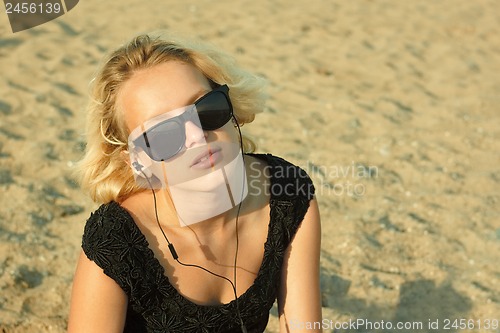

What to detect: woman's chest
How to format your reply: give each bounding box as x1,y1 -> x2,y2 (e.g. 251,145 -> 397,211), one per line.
136,202 -> 272,306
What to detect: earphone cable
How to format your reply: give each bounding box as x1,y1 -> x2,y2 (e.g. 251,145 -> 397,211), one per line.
233,119 -> 246,332
149,181 -> 246,332
142,117 -> 247,332
150,186 -> 239,291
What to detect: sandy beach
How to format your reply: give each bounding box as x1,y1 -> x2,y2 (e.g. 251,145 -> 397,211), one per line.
0,0 -> 499,332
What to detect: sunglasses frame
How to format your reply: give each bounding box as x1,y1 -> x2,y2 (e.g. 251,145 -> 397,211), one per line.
129,84 -> 234,162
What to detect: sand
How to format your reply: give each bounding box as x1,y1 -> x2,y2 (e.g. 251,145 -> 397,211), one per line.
0,0 -> 499,332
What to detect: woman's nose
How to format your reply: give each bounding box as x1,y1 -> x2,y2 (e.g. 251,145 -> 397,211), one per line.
184,120 -> 207,148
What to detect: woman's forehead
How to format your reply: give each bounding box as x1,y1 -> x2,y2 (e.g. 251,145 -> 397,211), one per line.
116,61 -> 211,132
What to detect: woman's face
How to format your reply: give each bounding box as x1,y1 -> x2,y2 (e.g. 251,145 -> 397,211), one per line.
117,60 -> 240,186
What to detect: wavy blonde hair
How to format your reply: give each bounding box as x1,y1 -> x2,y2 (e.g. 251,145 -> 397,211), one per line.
77,32 -> 267,204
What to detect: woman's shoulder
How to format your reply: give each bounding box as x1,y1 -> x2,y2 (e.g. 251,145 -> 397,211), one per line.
81,201 -> 146,294
83,201 -> 127,231
82,201 -> 137,255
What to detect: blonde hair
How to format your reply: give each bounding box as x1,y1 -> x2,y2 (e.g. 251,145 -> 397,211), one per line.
77,32 -> 267,204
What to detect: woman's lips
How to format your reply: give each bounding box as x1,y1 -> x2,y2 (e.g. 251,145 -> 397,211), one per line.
190,147 -> 222,169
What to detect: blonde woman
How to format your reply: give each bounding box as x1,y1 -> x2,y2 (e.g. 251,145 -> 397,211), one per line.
68,32 -> 321,333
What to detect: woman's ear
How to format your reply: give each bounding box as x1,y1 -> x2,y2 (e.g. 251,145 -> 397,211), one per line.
122,149 -> 141,175
123,149 -> 153,179
121,150 -> 142,175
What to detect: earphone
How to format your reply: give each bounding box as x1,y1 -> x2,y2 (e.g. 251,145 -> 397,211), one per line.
137,116 -> 248,332
130,151 -> 153,179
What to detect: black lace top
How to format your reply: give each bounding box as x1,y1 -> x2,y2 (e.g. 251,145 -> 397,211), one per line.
82,154 -> 315,333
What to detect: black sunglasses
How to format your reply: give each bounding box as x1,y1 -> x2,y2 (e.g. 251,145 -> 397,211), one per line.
129,84 -> 233,162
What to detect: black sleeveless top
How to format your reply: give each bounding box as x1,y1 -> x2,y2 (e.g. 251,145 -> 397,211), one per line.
82,154 -> 315,333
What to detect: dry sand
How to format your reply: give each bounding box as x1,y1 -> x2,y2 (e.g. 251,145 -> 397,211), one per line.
0,0 -> 499,332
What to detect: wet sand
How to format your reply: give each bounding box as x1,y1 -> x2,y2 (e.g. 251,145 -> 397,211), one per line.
0,0 -> 499,332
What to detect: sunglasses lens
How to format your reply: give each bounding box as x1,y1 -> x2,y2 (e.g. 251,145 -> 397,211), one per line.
141,121 -> 185,161
196,91 -> 232,130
